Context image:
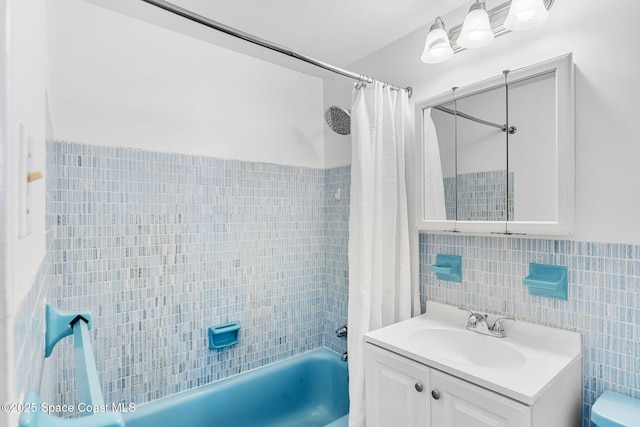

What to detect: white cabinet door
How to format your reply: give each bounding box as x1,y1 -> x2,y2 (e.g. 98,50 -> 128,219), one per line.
430,370 -> 531,427
365,344 -> 430,427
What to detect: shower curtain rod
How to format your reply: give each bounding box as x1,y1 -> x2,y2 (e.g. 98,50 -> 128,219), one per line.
434,105 -> 514,133
141,0 -> 413,98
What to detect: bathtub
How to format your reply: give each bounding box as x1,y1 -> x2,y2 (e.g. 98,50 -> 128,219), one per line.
122,348 -> 349,427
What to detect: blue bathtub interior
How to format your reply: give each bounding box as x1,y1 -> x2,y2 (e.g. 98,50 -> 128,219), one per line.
122,348 -> 349,427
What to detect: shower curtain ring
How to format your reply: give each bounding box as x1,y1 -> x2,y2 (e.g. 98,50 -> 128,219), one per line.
406,87 -> 413,98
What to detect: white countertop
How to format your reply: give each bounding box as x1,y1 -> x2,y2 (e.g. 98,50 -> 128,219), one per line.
364,301 -> 582,405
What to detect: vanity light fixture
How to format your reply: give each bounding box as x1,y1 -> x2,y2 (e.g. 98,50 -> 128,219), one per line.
503,0 -> 549,31
420,17 -> 454,64
420,0 -> 554,64
457,0 -> 494,49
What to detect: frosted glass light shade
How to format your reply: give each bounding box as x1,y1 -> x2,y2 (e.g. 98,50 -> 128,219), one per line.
457,3 -> 494,49
504,0 -> 549,31
421,26 -> 454,64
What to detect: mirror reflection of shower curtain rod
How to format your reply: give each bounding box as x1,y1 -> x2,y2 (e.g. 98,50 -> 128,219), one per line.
140,0 -> 413,98
434,105 -> 516,134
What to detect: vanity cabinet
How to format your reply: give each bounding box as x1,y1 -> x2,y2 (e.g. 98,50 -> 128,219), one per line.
365,343 -> 430,426
365,344 -> 531,427
364,302 -> 582,427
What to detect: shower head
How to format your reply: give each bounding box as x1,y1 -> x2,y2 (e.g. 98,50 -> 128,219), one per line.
324,106 -> 351,135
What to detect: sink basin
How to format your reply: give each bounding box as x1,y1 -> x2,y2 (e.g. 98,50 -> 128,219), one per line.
409,328 -> 526,369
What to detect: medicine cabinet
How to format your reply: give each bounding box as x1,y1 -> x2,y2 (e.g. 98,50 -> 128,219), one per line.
416,54 -> 574,235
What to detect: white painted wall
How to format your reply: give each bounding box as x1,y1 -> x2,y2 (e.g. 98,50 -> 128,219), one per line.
5,0 -> 48,313
325,0 -> 640,244
49,0 -> 325,168
0,1 -> 8,425
1,0 -> 49,424
323,75 -> 354,168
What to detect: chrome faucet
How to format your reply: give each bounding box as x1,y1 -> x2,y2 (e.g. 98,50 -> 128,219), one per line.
335,325 -> 348,338
459,307 -> 515,338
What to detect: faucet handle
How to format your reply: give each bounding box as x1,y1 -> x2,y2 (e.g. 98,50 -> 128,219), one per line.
458,307 -> 486,328
491,316 -> 515,336
458,307 -> 476,326
335,325 -> 348,337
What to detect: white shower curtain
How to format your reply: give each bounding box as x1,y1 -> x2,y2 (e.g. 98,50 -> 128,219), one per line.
347,81 -> 415,427
423,108 -> 447,220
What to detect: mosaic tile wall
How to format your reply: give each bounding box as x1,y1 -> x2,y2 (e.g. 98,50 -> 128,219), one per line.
419,233 -> 640,427
443,176 -> 456,220
47,141 -> 338,409
13,250 -> 52,403
443,170 -> 514,221
41,137 -> 640,427
323,166 -> 350,355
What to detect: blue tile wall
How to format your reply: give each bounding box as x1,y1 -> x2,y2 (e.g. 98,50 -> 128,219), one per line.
443,170 -> 514,221
443,176 -> 456,220
13,250 -> 51,401
47,141 -> 343,410
420,233 -> 640,427
323,166 -> 350,354
42,137 -> 640,427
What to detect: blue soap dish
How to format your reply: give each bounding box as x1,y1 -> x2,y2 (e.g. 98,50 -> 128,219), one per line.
428,254 -> 462,283
208,322 -> 240,349
523,263 -> 568,300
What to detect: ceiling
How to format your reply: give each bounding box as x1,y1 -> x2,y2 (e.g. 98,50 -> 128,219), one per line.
167,0 -> 472,67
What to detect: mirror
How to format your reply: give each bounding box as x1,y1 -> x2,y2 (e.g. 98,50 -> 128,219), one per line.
455,84 -> 508,222
422,101 -> 456,221
417,54 -> 574,235
507,71 -> 556,223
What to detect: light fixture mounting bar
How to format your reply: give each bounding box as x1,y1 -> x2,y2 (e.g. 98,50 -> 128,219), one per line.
449,0 -> 555,52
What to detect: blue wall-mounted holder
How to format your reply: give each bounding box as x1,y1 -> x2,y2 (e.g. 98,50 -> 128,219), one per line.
21,303 -> 124,427
428,254 -> 462,283
208,321 -> 241,349
523,263 -> 568,300
45,302 -> 93,357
